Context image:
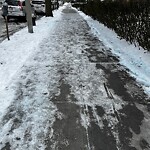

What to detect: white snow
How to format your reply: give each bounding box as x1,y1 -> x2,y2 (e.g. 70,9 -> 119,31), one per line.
0,7 -> 63,150
0,9 -> 62,118
0,3 -> 150,149
79,11 -> 150,97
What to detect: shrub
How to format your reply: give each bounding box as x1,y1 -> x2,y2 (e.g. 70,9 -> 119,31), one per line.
79,0 -> 150,50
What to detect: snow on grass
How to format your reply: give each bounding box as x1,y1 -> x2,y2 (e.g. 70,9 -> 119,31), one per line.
79,11 -> 150,97
0,8 -> 63,120
0,13 -> 64,149
0,10 -> 61,92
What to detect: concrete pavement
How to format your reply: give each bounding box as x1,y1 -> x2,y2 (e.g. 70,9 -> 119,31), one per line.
44,7 -> 150,150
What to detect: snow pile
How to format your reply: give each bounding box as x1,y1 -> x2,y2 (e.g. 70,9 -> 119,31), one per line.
60,2 -> 77,13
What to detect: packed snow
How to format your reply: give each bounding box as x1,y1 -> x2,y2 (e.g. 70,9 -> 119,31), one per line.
0,7 -> 65,150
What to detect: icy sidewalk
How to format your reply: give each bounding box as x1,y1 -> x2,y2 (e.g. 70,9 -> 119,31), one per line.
0,5 -> 120,149
0,3 -> 150,150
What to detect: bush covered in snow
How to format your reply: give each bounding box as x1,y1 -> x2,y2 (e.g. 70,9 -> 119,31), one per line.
79,0 -> 150,51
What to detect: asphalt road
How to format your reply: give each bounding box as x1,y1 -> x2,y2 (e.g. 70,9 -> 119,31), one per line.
0,9 -> 45,42
0,10 -> 44,42
0,10 -> 27,42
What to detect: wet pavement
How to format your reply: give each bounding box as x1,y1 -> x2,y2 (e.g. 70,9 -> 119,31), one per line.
0,6 -> 150,150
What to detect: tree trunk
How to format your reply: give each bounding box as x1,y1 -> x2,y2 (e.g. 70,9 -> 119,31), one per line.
45,0 -> 53,17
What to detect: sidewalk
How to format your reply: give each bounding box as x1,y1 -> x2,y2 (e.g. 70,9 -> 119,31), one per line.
0,3 -> 150,150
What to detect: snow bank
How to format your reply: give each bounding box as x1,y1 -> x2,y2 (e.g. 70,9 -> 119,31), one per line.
79,11 -> 150,97
0,8 -> 62,119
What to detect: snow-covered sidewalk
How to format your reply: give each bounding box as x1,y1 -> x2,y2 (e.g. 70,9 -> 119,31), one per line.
0,3 -> 150,150
0,8 -> 62,118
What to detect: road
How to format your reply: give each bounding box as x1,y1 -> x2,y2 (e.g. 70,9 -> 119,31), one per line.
0,9 -> 43,42
0,10 -> 27,42
0,6 -> 150,150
